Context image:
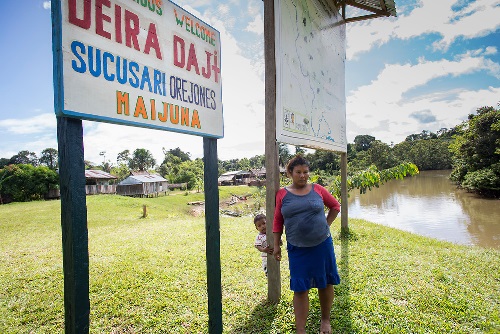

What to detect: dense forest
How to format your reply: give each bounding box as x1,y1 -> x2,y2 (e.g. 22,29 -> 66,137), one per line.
1,105 -> 498,202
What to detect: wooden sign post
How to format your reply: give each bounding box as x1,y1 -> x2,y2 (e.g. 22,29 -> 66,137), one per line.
264,0 -> 281,304
57,117 -> 90,332
203,137 -> 223,333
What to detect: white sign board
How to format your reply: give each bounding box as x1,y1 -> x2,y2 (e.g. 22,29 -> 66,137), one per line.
275,0 -> 346,152
52,0 -> 223,138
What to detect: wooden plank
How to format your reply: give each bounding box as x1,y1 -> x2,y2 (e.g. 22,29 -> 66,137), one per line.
203,137 -> 223,333
57,116 -> 90,333
264,0 -> 281,304
341,152 -> 348,231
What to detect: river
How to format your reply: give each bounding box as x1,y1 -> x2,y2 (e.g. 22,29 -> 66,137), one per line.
347,170 -> 500,249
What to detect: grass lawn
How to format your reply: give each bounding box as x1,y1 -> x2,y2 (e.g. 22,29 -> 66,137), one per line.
0,187 -> 499,333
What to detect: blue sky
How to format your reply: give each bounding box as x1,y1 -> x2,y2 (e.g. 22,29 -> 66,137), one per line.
0,0 -> 499,165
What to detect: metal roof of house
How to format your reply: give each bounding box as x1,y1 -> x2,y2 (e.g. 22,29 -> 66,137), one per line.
118,174 -> 167,185
220,170 -> 251,177
218,175 -> 235,182
85,170 -> 116,179
249,167 -> 286,175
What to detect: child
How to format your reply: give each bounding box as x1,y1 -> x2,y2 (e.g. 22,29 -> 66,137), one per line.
254,213 -> 274,276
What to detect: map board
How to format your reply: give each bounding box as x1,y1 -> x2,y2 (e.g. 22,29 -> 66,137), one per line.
53,0 -> 223,138
275,0 -> 346,152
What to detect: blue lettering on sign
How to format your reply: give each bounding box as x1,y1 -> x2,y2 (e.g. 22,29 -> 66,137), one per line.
128,61 -> 140,88
103,52 -> 115,81
70,40 -> 167,97
169,75 -> 217,110
69,40 -> 217,109
71,41 -> 87,73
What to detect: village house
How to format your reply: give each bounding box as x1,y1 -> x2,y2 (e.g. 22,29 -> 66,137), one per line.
85,170 -> 117,195
116,171 -> 168,197
217,170 -> 251,186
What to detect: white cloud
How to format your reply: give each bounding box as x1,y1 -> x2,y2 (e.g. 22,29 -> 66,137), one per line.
349,52 -> 493,107
0,113 -> 56,134
346,51 -> 500,143
347,0 -> 500,59
42,1 -> 51,10
245,14 -> 264,35
484,46 -> 497,56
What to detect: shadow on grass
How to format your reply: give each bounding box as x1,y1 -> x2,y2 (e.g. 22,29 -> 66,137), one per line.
232,300 -> 278,333
332,228 -> 354,332
305,229 -> 354,333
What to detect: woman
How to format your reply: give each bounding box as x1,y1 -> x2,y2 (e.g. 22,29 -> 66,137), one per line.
273,155 -> 341,334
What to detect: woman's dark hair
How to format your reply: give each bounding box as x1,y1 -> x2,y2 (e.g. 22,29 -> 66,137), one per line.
286,155 -> 310,175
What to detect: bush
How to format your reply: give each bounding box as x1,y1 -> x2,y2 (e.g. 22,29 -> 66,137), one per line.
0,164 -> 59,203
461,164 -> 500,197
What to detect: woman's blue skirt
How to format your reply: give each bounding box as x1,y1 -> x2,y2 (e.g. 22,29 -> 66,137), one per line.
287,235 -> 340,292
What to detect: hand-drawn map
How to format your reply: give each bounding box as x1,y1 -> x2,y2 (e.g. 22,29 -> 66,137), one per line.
275,0 -> 346,152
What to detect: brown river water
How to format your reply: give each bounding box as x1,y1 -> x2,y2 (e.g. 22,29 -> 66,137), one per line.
347,170 -> 500,249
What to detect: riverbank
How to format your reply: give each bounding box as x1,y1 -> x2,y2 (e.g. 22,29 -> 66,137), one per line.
1,193 -> 498,333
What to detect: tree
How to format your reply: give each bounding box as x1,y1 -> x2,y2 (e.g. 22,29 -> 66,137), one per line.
10,150 -> 38,166
110,163 -> 130,182
305,149 -> 340,174
366,140 -> 398,170
295,146 -> 306,155
171,159 -> 204,189
39,148 -> 58,170
353,135 -> 375,152
84,160 -> 96,170
0,158 -> 10,169
405,130 -> 438,142
117,149 -> 131,165
158,153 -> 182,181
394,128 -> 454,170
449,106 -> 500,197
164,147 -> 191,162
278,142 -> 292,166
237,157 -> 251,171
129,148 -> 156,171
249,155 -> 265,169
100,161 -> 113,173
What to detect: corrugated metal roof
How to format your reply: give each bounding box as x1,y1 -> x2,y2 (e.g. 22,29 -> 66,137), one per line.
340,0 -> 397,22
131,174 -> 167,183
118,174 -> 167,185
218,175 -> 235,182
220,170 -> 250,177
384,0 -> 397,17
85,170 -> 116,179
118,177 -> 141,186
358,0 -> 396,17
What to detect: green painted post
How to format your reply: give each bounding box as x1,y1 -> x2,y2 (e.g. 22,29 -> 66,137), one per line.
203,137 -> 223,333
57,116 -> 90,333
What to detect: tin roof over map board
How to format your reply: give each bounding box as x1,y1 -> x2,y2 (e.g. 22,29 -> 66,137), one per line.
333,0 -> 397,23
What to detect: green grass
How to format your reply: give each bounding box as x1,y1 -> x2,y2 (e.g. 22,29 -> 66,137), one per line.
1,187 -> 499,333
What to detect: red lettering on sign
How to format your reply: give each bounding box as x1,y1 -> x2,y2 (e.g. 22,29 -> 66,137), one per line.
68,0 -> 91,29
95,0 -> 111,39
68,0 -> 162,60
